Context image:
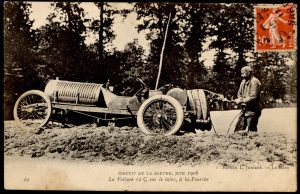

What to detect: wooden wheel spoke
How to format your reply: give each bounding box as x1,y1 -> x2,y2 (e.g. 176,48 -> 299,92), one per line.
146,120 -> 158,130
32,94 -> 38,103
26,112 -> 34,120
149,102 -> 156,111
34,106 -> 47,111
19,112 -> 30,120
29,95 -> 34,104
168,113 -> 177,121
26,96 -> 32,105
21,98 -> 29,106
32,111 -> 43,120
143,117 -> 153,123
144,108 -> 156,116
20,100 -> 27,107
163,118 -> 174,128
163,106 -> 175,113
31,94 -> 37,104
161,119 -> 171,131
153,101 -> 161,110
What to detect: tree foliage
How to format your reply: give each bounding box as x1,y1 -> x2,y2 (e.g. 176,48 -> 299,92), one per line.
35,2 -> 88,81
251,52 -> 296,102
4,2 -> 41,119
108,39 -> 147,95
134,3 -> 188,89
89,3 -> 130,83
179,3 -> 213,89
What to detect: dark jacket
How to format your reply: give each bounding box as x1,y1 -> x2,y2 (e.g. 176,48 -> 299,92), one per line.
237,76 -> 261,116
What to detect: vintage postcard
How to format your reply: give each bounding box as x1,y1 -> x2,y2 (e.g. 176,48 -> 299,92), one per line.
3,2 -> 297,191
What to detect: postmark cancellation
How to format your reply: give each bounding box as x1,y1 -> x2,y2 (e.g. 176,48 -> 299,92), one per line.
254,3 -> 297,52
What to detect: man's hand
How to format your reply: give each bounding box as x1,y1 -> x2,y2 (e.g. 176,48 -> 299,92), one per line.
235,98 -> 242,105
241,103 -> 247,108
216,94 -> 225,101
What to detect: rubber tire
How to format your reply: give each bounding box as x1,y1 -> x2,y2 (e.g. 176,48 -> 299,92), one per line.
198,89 -> 211,130
191,90 -> 203,120
198,89 -> 208,120
137,95 -> 184,136
166,88 -> 187,106
187,90 -> 196,115
13,90 -> 52,130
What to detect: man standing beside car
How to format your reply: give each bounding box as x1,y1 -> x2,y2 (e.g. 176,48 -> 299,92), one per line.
234,66 -> 262,132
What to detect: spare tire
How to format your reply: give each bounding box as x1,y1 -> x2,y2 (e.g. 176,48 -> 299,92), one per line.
166,88 -> 187,106
187,89 -> 211,131
198,89 -> 208,120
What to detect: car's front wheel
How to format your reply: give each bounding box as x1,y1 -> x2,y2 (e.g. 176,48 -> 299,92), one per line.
13,90 -> 52,130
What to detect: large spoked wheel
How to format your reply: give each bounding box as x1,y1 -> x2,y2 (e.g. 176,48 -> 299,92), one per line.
137,95 -> 184,135
13,90 -> 52,130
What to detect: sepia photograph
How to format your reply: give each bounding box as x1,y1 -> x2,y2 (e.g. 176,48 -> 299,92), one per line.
3,1 -> 297,191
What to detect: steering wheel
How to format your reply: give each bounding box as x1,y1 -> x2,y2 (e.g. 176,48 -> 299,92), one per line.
134,78 -> 149,98
137,77 -> 149,89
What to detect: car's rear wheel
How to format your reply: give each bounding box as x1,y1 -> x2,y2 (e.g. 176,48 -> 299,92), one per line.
137,95 -> 184,135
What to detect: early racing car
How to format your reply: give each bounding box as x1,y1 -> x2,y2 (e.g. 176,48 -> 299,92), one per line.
13,77 -> 217,135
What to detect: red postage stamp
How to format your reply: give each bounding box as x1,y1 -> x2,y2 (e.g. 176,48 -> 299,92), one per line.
255,3 -> 297,52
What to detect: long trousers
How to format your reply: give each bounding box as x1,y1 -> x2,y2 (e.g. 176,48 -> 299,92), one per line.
234,112 -> 261,132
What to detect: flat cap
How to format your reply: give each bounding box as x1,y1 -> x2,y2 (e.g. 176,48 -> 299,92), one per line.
241,66 -> 253,73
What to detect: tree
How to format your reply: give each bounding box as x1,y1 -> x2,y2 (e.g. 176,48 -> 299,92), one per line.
251,52 -> 292,102
180,3 -> 215,89
36,2 -> 88,81
226,4 -> 255,90
108,39 -> 147,95
288,63 -> 297,102
134,3 -> 187,89
4,2 -> 39,119
90,3 -> 130,83
207,3 -> 255,97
